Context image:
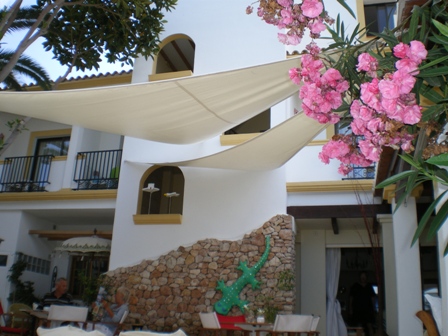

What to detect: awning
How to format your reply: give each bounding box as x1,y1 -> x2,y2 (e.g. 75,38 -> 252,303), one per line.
0,57 -> 301,144
128,111 -> 326,171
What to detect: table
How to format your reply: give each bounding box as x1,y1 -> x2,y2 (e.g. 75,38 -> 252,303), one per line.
234,322 -> 273,336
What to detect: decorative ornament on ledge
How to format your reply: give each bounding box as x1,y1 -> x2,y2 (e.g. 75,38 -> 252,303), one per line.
142,183 -> 159,214
214,235 -> 271,315
164,192 -> 180,214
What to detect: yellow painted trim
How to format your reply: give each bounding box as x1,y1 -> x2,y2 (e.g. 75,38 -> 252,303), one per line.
308,140 -> 329,146
133,214 -> 183,225
383,184 -> 396,203
0,189 -> 117,202
27,129 -> 72,156
326,124 -> 335,140
287,180 -> 374,193
220,133 -> 260,146
52,156 -> 67,162
382,183 -> 425,204
149,70 -> 193,81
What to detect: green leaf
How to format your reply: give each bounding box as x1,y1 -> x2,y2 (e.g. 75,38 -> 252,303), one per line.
432,19 -> 448,37
398,153 -> 423,169
418,55 -> 448,71
428,198 -> 448,238
426,153 -> 448,167
418,66 -> 448,77
412,190 -> 448,245
376,170 -> 417,188
336,0 -> 356,19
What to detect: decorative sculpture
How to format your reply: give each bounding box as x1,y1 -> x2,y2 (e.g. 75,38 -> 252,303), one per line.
214,235 -> 271,315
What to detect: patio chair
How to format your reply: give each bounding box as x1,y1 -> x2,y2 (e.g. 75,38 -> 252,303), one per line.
45,305 -> 89,328
119,328 -> 187,336
0,301 -> 32,336
199,312 -> 222,336
268,314 -> 319,336
36,325 -> 106,336
416,311 -> 440,336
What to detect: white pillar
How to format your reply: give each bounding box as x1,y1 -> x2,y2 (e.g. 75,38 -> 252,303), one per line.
435,183 -> 448,335
301,230 -> 326,336
378,197 -> 422,336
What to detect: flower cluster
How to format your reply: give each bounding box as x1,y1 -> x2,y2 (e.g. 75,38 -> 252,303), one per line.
289,45 -> 349,124
318,41 -> 427,174
246,0 -> 334,45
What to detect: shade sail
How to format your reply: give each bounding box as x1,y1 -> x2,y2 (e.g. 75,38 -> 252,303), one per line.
0,58 -> 301,144
129,111 -> 327,171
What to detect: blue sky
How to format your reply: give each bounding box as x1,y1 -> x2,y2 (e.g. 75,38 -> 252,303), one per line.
1,0 -> 132,83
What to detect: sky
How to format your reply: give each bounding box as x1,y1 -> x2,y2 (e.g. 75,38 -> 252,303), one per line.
1,0 -> 132,83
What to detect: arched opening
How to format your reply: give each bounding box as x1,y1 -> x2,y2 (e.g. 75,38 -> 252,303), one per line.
139,166 -> 185,215
154,34 -> 195,74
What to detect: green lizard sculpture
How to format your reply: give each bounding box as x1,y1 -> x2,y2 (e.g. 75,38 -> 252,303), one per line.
214,235 -> 271,315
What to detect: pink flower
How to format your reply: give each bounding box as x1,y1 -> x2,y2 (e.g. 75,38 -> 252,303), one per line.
357,53 -> 378,73
289,68 -> 302,85
378,79 -> 400,99
301,0 -> 323,18
360,80 -> 381,110
408,41 -> 428,64
392,69 -> 416,94
277,0 -> 293,7
309,19 -> 326,34
281,8 -> 294,25
358,139 -> 381,161
321,68 -> 343,86
395,59 -> 419,74
401,104 -> 422,124
393,43 -> 409,59
246,6 -> 253,14
338,163 -> 353,175
321,139 -> 351,159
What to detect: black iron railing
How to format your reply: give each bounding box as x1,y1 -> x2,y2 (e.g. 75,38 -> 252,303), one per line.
343,163 -> 376,180
0,155 -> 54,192
73,149 -> 122,190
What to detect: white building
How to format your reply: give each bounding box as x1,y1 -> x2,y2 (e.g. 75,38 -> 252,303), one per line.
0,0 -> 444,335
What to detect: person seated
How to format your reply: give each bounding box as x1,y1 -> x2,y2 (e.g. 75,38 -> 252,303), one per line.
91,287 -> 130,336
37,278 -> 73,310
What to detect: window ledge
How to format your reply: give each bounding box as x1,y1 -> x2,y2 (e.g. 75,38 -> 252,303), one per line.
133,214 -> 182,225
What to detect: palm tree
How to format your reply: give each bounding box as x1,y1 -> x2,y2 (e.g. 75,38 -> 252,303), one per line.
1,3 -> 52,90
0,49 -> 51,90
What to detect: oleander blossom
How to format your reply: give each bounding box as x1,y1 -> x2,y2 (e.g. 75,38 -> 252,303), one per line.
317,41 -> 426,175
248,0 -> 333,46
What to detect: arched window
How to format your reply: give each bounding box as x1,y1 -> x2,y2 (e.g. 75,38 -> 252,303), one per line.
154,34 -> 195,75
139,166 -> 185,215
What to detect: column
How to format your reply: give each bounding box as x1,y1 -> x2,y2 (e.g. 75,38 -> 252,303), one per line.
378,197 -> 422,336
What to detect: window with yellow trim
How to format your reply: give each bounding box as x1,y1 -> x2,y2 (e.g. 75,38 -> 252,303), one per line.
140,166 -> 185,215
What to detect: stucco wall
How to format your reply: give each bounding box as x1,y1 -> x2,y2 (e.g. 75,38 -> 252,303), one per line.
104,215 -> 295,334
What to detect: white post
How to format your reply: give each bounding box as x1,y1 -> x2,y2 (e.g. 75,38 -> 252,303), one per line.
378,197 -> 423,336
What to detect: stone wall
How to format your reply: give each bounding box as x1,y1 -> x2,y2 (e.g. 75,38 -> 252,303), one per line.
105,215 -> 296,334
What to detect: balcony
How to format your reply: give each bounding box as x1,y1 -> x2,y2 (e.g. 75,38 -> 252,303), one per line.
73,149 -> 122,190
0,155 -> 54,192
342,164 -> 376,180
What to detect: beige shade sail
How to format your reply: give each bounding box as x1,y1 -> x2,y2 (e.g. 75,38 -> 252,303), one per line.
0,58 -> 301,144
129,111 -> 327,171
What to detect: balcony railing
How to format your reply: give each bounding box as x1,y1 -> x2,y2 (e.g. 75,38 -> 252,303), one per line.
342,163 -> 376,180
74,149 -> 122,190
0,155 -> 54,192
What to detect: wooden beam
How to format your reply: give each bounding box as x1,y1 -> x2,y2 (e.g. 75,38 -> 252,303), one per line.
29,230 -> 112,241
287,204 -> 391,219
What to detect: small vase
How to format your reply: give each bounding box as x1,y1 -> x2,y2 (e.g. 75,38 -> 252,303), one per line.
256,316 -> 265,323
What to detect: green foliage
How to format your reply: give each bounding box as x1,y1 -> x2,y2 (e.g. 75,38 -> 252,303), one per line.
77,271 -> 111,306
36,0 -> 177,73
252,295 -> 279,323
7,259 -> 39,306
277,269 -> 294,291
